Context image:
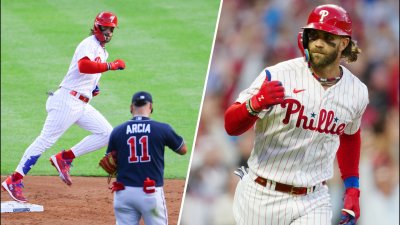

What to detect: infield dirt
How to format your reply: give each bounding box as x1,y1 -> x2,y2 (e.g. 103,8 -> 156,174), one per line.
1,176 -> 184,225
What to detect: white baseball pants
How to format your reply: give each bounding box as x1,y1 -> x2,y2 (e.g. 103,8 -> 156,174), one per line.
16,87 -> 112,175
114,186 -> 168,225
233,173 -> 332,225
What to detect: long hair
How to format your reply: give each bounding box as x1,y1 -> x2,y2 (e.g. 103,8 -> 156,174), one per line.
342,39 -> 362,63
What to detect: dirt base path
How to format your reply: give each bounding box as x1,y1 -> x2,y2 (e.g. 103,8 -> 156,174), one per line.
1,176 -> 184,225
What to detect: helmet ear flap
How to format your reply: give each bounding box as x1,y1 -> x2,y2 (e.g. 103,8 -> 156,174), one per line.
297,31 -> 310,62
93,23 -> 106,42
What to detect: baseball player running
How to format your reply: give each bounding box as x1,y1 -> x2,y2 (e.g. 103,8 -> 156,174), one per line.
225,5 -> 368,225
2,11 -> 126,202
102,91 -> 187,225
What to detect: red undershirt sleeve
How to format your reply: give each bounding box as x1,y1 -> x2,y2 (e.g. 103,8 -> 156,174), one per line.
336,129 -> 361,179
224,102 -> 258,136
78,57 -> 108,74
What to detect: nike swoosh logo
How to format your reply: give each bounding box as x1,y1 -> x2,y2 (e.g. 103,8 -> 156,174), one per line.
293,88 -> 306,94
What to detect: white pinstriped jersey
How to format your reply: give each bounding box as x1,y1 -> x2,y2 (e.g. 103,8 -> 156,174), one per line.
59,35 -> 108,98
236,57 -> 369,187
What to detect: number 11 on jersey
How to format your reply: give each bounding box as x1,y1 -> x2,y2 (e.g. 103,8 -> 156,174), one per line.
127,136 -> 151,163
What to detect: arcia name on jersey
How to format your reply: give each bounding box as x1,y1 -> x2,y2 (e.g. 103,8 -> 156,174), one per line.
126,123 -> 151,134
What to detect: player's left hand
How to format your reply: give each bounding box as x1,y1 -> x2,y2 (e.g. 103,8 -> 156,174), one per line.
92,85 -> 100,97
108,59 -> 126,70
339,188 -> 360,225
99,151 -> 118,183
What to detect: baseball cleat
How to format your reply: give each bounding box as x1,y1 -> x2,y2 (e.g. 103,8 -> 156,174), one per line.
341,209 -> 355,217
50,151 -> 73,186
1,176 -> 28,203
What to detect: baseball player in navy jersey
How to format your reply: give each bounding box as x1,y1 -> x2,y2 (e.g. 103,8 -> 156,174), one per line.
225,5 -> 368,225
2,11 -> 126,202
107,91 -> 187,225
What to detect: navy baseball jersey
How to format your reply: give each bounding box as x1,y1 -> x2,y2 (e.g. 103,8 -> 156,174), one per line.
107,116 -> 184,187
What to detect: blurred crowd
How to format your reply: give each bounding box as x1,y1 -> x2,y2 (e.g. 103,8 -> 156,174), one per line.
180,0 -> 399,225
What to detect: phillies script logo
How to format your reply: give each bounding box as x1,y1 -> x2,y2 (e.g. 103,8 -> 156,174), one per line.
280,99 -> 346,135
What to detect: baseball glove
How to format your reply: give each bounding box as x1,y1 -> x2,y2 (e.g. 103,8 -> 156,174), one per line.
99,151 -> 117,183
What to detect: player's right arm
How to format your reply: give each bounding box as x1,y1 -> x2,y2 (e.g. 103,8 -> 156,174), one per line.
224,72 -> 285,136
78,57 -> 125,74
224,102 -> 259,136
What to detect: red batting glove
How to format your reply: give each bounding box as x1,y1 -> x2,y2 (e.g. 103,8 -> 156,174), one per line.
107,59 -> 126,70
250,80 -> 285,112
339,188 -> 360,225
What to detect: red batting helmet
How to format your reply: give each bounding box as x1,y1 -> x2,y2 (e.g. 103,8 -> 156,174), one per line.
93,11 -> 118,42
303,4 -> 352,36
298,4 -> 352,60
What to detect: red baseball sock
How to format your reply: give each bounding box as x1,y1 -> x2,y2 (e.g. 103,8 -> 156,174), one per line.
62,150 -> 76,160
11,172 -> 23,182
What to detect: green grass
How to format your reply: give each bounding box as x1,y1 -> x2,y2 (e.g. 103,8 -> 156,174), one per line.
1,0 -> 219,179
